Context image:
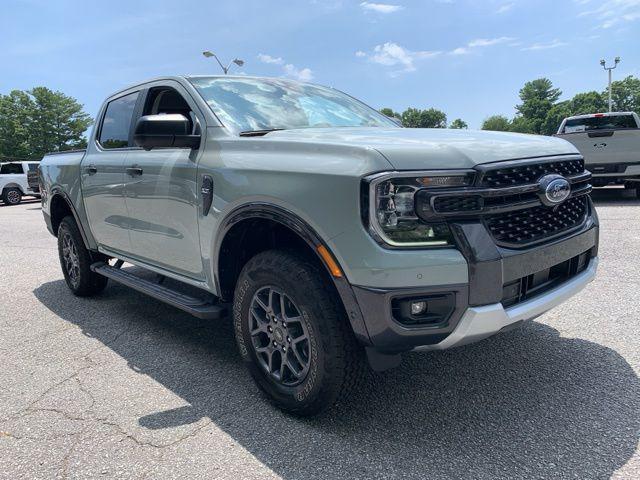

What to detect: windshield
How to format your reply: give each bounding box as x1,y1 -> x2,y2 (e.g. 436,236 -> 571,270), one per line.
189,77 -> 398,133
563,115 -> 638,133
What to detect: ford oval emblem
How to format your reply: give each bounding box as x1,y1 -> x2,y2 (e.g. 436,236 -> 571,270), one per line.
538,174 -> 571,207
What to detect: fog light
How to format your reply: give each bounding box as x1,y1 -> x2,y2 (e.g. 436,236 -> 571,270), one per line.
410,301 -> 427,315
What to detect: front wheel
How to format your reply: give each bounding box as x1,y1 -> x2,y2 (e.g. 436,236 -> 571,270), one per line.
233,250 -> 365,416
2,188 -> 22,206
57,216 -> 108,296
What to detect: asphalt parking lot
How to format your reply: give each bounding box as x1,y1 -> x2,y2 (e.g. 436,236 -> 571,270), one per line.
0,191 -> 638,479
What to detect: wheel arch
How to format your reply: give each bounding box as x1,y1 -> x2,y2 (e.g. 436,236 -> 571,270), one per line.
214,203 -> 371,345
49,191 -> 91,249
2,182 -> 24,193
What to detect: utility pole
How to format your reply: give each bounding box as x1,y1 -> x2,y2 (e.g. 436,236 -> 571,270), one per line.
202,51 -> 245,74
600,57 -> 621,112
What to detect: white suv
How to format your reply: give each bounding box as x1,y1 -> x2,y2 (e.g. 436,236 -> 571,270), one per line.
0,161 -> 40,206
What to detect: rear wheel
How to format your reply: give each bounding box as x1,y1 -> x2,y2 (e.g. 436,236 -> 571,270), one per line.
233,250 -> 365,416
57,216 -> 108,296
2,188 -> 22,206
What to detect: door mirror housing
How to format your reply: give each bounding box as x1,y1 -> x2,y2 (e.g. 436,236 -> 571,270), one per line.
133,114 -> 200,150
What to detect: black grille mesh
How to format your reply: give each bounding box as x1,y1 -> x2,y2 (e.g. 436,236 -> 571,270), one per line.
433,195 -> 483,213
480,159 -> 584,188
486,196 -> 587,246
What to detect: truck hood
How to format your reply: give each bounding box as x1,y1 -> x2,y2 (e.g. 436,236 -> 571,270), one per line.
265,127 -> 578,169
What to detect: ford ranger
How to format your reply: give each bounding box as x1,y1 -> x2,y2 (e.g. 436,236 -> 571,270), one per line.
556,111 -> 640,197
39,76 -> 599,415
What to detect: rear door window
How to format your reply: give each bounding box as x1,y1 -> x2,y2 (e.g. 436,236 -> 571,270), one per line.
99,92 -> 139,149
563,115 -> 638,133
0,163 -> 24,174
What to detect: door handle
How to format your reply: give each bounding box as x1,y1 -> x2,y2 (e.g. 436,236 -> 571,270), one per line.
86,165 -> 97,175
126,166 -> 143,177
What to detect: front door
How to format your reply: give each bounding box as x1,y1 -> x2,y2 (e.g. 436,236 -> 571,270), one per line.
123,85 -> 203,279
81,91 -> 140,254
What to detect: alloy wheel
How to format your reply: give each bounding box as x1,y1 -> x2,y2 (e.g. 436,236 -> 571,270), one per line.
6,190 -> 20,204
248,286 -> 311,386
61,233 -> 81,288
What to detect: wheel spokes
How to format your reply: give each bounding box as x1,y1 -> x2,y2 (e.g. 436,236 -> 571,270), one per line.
248,286 -> 311,386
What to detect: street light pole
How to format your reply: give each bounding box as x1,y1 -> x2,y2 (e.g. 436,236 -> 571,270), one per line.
202,51 -> 245,74
600,57 -> 621,112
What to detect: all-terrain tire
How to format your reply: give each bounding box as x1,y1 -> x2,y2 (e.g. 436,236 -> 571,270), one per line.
1,187 -> 22,205
233,249 -> 365,416
57,216 -> 108,296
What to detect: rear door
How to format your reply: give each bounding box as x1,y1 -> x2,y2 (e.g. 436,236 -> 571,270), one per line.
81,91 -> 140,254
122,82 -> 204,279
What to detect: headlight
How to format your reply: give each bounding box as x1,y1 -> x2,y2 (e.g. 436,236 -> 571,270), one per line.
364,171 -> 474,247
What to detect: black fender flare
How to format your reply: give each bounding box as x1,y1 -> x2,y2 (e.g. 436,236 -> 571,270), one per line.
214,203 -> 371,345
48,189 -> 92,249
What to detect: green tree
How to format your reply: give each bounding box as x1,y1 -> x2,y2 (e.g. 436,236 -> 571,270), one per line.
401,107 -> 447,128
449,118 -> 468,129
0,87 -> 92,158
568,91 -> 607,115
608,75 -> 640,112
515,78 -> 561,134
380,107 -> 401,122
509,116 -> 536,134
0,91 -> 32,158
481,115 -> 511,132
542,102 -> 571,136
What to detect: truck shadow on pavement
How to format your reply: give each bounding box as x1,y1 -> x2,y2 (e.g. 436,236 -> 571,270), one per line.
34,279 -> 639,479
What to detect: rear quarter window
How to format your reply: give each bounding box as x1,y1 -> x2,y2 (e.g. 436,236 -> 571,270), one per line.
0,163 -> 24,174
98,92 -> 139,149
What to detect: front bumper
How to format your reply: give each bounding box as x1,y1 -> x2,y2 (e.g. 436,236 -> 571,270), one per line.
351,199 -> 599,353
415,257 -> 598,351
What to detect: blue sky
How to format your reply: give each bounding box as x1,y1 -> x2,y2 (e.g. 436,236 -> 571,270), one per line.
1,0 -> 639,129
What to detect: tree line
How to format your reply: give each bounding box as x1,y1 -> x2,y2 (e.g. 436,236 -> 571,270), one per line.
381,75 -> 640,135
1,76 -> 639,160
0,87 -> 92,160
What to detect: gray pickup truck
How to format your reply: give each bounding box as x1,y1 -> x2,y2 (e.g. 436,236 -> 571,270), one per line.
39,76 -> 599,415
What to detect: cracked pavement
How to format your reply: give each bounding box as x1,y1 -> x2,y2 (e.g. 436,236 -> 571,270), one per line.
0,191 -> 639,479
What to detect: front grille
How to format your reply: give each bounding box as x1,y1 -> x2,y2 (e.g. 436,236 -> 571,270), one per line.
433,195 -> 483,213
479,158 -> 584,188
486,196 -> 587,247
501,250 -> 591,308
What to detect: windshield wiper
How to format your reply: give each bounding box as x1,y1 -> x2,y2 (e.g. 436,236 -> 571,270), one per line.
239,128 -> 285,137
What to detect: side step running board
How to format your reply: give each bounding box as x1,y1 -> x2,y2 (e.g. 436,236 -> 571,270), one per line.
90,262 -> 227,320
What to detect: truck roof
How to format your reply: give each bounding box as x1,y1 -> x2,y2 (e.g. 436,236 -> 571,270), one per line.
104,75 -> 314,101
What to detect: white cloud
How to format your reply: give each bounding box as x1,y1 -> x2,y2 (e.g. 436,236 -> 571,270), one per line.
360,2 -> 403,13
449,36 -> 515,55
496,2 -> 515,13
257,53 -> 284,65
283,64 -> 314,81
521,39 -> 568,50
468,36 -> 514,47
258,53 -> 312,81
576,0 -> 640,29
357,42 -> 441,74
451,47 -> 470,55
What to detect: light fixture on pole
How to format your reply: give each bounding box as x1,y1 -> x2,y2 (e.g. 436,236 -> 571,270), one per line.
202,51 -> 244,74
600,57 -> 621,112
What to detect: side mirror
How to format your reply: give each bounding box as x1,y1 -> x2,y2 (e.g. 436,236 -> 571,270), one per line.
133,114 -> 200,150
